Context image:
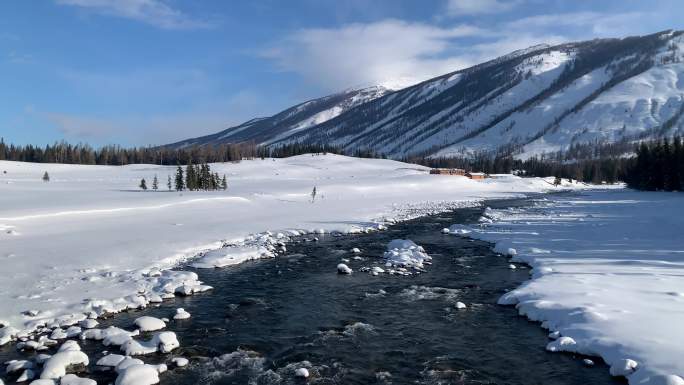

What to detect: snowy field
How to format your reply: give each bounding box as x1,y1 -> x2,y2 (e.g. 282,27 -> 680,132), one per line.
457,190 -> 684,385
0,154 -> 586,344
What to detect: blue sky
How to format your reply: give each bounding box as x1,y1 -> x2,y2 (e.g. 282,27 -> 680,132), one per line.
1,0 -> 683,146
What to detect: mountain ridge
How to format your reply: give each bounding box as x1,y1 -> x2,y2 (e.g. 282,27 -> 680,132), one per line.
168,30 -> 684,159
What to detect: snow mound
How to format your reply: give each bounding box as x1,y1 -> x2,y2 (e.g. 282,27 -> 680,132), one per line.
96,354 -> 126,368
173,308 -> 191,320
60,374 -> 97,385
383,239 -> 431,269
134,316 -> 166,332
545,336 -> 577,352
120,331 -> 179,356
610,358 -> 639,377
337,263 -> 352,274
295,367 -> 310,378
114,363 -> 163,385
446,224 -> 471,235
171,357 -> 189,368
41,347 -> 89,379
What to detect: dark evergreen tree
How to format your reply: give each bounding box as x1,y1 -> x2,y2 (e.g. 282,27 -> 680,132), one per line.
139,178 -> 147,190
152,175 -> 159,190
175,166 -> 185,191
185,160 -> 196,191
167,175 -> 172,191
221,174 -> 228,190
42,171 -> 50,182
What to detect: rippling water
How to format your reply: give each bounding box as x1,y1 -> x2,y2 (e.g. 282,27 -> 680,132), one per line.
0,197 -> 622,385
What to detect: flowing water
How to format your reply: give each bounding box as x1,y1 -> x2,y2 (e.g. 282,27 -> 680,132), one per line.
1,198 -> 622,385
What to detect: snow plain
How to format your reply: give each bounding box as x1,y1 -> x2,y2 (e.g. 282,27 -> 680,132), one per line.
459,189 -> 684,385
0,154 -> 588,342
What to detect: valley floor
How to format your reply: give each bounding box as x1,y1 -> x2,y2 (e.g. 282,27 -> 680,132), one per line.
14,154 -> 682,384
0,154 -> 577,339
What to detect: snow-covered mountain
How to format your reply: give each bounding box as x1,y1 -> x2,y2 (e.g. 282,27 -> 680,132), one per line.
167,86 -> 390,148
170,30 -> 684,159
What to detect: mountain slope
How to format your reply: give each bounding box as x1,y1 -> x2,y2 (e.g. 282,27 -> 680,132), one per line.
170,30 -> 684,159
166,86 -> 390,148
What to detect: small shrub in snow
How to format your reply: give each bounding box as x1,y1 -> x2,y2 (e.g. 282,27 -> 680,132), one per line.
337,263 -> 352,274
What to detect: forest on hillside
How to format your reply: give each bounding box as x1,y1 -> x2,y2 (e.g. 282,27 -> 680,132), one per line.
2,137 -> 682,191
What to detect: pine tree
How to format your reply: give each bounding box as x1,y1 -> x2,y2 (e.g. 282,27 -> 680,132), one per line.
185,160 -> 196,191
175,166 -> 185,191
221,174 -> 228,190
152,174 -> 159,190
212,172 -> 219,190
311,186 -> 317,203
167,175 -> 172,191
139,178 -> 147,190
42,171 -> 50,182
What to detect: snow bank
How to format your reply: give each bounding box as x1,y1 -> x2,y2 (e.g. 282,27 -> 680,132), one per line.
192,246 -> 273,269
463,190 -> 684,384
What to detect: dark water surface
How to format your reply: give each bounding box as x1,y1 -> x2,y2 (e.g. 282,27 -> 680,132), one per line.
1,198 -> 621,385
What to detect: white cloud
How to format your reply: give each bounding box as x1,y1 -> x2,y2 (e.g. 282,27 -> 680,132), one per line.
260,7 -> 656,93
446,0 -> 519,16
55,0 -> 213,29
262,20 -> 483,90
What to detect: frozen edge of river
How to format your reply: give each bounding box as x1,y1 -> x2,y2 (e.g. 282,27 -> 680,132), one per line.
452,190 -> 684,385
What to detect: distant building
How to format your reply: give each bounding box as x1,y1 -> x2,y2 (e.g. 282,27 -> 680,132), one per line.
465,172 -> 488,180
429,168 -> 466,176
429,168 -> 489,180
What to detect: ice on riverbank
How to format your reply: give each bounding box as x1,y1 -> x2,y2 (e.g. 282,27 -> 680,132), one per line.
460,190 -> 684,385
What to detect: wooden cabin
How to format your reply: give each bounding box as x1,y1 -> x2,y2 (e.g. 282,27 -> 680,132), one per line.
465,172 -> 488,180
429,168 -> 466,176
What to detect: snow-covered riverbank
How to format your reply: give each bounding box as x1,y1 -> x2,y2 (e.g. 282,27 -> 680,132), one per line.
458,190 -> 684,385
0,154 -> 592,343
